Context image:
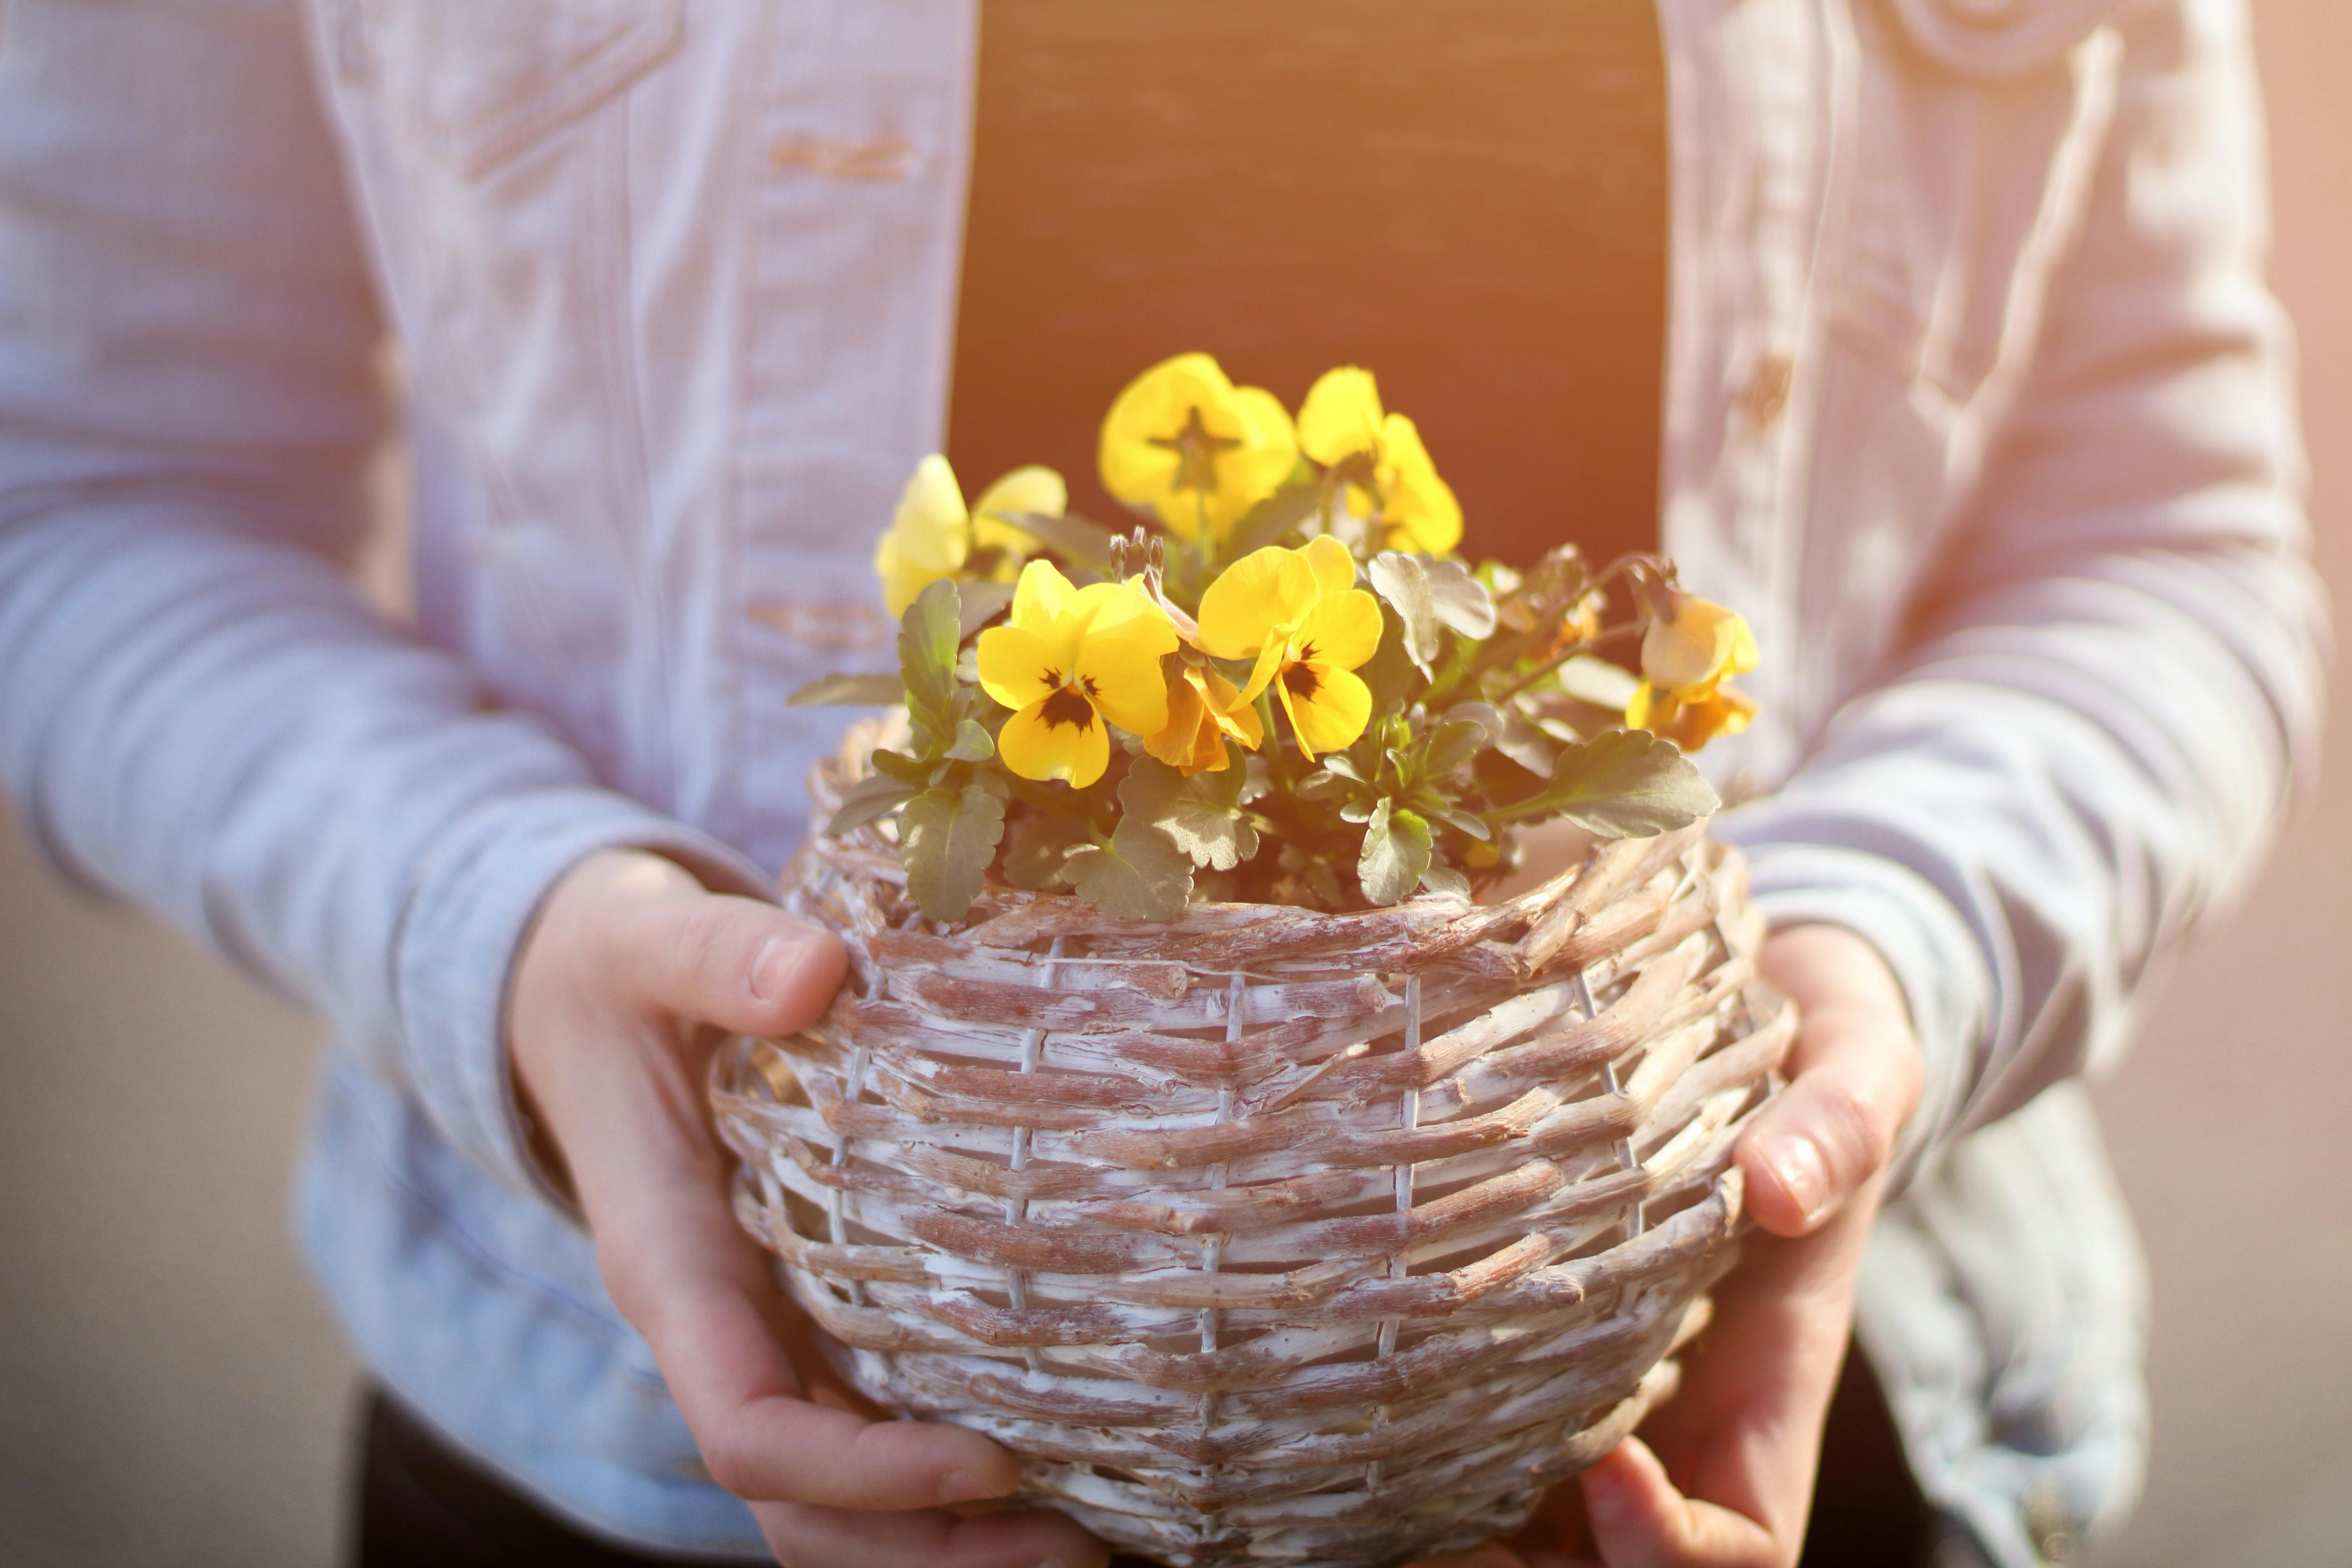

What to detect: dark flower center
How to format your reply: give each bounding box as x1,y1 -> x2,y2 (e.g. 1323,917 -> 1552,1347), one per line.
1146,403 -> 1242,496
1282,652 -> 1322,702
1039,683 -> 1097,731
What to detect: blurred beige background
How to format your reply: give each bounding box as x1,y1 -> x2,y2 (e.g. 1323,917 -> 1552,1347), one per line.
4,7 -> 2347,1565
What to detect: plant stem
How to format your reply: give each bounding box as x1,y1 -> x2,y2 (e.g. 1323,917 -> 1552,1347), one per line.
1254,690 -> 1296,792
1485,622 -> 1641,707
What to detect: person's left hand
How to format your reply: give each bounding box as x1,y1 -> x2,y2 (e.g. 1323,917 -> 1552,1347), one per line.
1410,922 -> 1922,1568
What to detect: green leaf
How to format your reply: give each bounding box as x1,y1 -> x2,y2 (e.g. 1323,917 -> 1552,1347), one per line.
1421,556 -> 1499,640
1555,654 -> 1641,710
1222,481 -> 1326,559
1001,813 -> 1091,891
1368,552 -> 1441,667
1357,601 -> 1422,717
956,578 -> 1016,639
870,748 -> 932,786
898,578 -> 962,727
1419,718 -> 1490,782
1412,794 -> 1491,841
1062,817 -> 1194,920
900,784 -> 1005,923
1119,756 -> 1260,872
1295,767 -> 1352,802
1485,704 -> 1561,776
995,510 -> 1121,571
825,773 -> 919,836
1504,729 -> 1720,838
787,671 -> 905,707
1420,861 -> 1472,899
1357,799 -> 1433,907
943,718 -> 995,762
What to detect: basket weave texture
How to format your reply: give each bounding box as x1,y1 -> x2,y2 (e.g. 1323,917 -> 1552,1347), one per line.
712,745 -> 1795,1568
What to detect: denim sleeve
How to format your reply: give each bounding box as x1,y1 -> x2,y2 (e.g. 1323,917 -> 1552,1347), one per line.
0,0 -> 765,1198
1718,0 -> 2326,1187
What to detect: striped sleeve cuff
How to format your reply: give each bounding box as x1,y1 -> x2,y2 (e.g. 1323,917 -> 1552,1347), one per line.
1709,830 -> 1992,1194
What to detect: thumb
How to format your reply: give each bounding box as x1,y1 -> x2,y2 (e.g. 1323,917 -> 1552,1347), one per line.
587,854 -> 848,1039
1739,928 -> 1921,1237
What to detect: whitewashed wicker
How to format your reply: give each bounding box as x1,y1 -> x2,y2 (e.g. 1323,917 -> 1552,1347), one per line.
712,743 -> 1794,1568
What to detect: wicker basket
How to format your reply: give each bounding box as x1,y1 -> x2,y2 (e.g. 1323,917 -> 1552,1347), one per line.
712,742 -> 1794,1568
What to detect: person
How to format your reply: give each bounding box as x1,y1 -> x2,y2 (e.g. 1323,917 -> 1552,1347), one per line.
0,3 -> 2318,1567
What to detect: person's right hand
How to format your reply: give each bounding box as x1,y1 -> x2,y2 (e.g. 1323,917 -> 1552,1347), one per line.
511,848 -> 1107,1568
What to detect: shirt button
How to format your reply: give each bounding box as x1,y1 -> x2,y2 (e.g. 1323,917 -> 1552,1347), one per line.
2024,1481 -> 2080,1562
1742,351 -> 1795,429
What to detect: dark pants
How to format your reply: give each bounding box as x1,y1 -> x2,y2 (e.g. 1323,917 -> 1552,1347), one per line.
353,1348 -> 1933,1568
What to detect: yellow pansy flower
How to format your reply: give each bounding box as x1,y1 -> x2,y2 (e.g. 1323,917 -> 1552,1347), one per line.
1145,660 -> 1264,775
1627,680 -> 1759,751
1625,589 -> 1759,752
976,560 -> 1177,787
1098,353 -> 1299,544
874,454 -> 1068,617
1296,366 -> 1463,556
1196,535 -> 1382,759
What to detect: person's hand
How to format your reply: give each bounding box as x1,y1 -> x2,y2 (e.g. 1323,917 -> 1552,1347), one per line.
1411,923 -> 1923,1568
511,848 -> 1107,1568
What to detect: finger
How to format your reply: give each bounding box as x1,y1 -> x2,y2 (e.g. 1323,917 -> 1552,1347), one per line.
1579,1438 -> 1778,1568
758,1499 -> 1107,1568
590,855 -> 849,1039
1734,1005 -> 1917,1238
571,1035 -> 1023,1511
1631,1198 -> 1884,1557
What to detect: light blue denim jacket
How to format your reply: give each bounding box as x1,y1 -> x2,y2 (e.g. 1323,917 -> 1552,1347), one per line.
0,0 -> 2322,1562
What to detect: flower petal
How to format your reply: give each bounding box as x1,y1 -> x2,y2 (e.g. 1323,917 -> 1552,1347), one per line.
1297,367 -> 1385,466
971,464 -> 1066,554
1098,352 -> 1235,515
1145,666 -> 1213,770
1626,679 -> 1664,732
1200,664 -> 1264,749
1293,587 -> 1383,673
1641,593 -> 1755,692
1301,534 -> 1358,602
1377,414 -> 1463,556
889,454 -> 973,573
1199,383 -> 1302,539
977,623 -> 1069,711
1011,557 -> 1079,631
875,532 -> 949,619
1278,663 -> 1373,760
1071,616 -> 1176,739
1197,545 -> 1317,661
999,696 -> 1111,787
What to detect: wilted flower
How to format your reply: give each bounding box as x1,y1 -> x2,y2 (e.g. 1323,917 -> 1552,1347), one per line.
1627,589 -> 1759,751
1145,660 -> 1264,775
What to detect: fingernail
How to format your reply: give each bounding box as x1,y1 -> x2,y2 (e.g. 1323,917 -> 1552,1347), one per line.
1759,1132 -> 1829,1222
937,1468 -> 998,1505
748,933 -> 802,1001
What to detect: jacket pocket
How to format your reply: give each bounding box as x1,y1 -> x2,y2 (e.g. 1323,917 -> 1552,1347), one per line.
332,0 -> 684,177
